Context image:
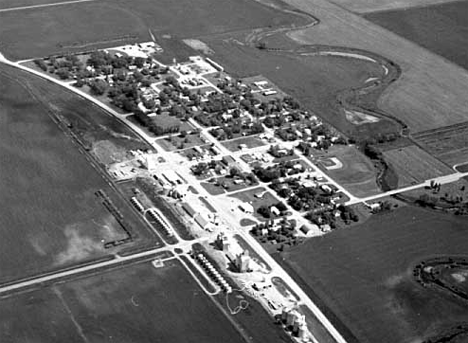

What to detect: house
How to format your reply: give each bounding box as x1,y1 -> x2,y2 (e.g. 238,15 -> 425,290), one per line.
239,202 -> 254,214
254,191 -> 266,199
270,206 -> 281,216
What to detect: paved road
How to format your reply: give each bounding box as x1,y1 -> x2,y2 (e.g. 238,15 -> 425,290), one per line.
346,171 -> 468,205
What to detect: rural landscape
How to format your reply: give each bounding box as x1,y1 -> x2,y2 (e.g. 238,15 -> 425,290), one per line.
0,0 -> 467,342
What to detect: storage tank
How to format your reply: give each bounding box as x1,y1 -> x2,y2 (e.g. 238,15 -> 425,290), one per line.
297,323 -> 308,341
293,314 -> 306,334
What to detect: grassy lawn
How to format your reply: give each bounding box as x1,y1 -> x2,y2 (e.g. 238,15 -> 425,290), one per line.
229,187 -> 280,220
221,135 -> 267,152
201,182 -> 226,196
156,132 -> 203,152
313,145 -> 380,197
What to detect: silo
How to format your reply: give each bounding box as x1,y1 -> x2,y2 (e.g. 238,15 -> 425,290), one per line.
286,310 -> 299,327
281,307 -> 291,323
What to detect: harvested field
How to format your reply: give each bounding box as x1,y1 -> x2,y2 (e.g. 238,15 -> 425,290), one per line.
0,65 -> 160,284
282,0 -> 468,133
314,145 -> 380,197
412,121 -> 468,166
383,145 -> 453,187
0,0 -> 78,10
0,259 -> 247,343
0,0 -> 305,60
323,0 -> 456,14
279,206 -> 468,343
364,1 -> 468,70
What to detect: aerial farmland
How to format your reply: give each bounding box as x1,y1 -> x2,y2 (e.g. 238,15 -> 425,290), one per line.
1,0 -> 468,342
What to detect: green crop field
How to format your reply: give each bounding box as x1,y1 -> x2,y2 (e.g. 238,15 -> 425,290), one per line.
0,259 -> 248,343
383,145 -> 453,187
364,1 -> 468,70
412,121 -> 468,167
278,206 -> 468,343
0,64 -> 160,284
0,0 -> 305,60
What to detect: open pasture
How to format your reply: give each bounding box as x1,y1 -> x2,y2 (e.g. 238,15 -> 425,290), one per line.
282,0 -> 468,133
280,206 -> 468,343
0,259 -> 247,343
383,145 -> 453,187
314,145 -> 380,197
364,0 -> 468,70
413,121 -> 468,166
0,64 -> 159,285
0,0 -> 305,60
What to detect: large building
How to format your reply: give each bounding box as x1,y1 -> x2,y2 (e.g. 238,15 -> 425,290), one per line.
235,250 -> 251,272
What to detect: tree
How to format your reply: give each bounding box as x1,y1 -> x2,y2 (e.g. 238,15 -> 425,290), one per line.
34,59 -> 48,71
257,206 -> 271,218
229,167 -> 239,178
134,57 -> 146,68
89,79 -> 108,95
56,68 -> 70,80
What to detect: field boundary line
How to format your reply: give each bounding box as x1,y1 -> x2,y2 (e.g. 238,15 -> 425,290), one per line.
0,0 -> 98,13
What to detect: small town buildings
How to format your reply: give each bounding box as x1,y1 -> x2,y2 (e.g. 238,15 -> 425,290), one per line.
222,155 -> 236,166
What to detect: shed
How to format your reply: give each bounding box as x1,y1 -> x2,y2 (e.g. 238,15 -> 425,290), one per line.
222,155 -> 236,166
182,202 -> 198,218
194,214 -> 209,229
